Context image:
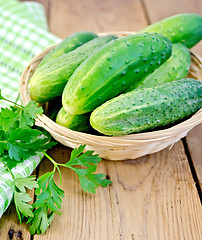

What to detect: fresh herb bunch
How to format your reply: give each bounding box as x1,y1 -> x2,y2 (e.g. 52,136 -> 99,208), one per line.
0,90 -> 111,234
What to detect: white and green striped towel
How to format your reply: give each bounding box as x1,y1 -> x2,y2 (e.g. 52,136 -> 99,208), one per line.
0,0 -> 61,218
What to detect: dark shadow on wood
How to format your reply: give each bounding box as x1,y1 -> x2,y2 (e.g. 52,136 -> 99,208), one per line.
182,138 -> 202,203
140,0 -> 151,25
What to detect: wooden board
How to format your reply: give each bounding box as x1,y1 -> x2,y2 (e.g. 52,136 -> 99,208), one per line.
186,124 -> 202,188
0,188 -> 35,240
37,1 -> 202,239
143,0 -> 202,55
1,0 -> 201,240
0,203 -> 31,240
48,0 -> 148,37
143,0 -> 202,198
34,142 -> 202,240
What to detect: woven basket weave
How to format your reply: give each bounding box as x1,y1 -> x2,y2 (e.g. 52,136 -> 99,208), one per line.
20,32 -> 202,160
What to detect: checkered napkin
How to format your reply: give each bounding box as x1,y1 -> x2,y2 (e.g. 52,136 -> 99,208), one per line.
0,0 -> 61,217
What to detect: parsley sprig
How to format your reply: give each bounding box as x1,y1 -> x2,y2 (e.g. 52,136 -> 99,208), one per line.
0,90 -> 111,235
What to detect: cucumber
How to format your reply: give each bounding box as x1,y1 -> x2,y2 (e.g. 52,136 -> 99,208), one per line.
38,31 -> 97,67
128,43 -> 191,91
62,33 -> 172,115
29,35 -> 117,103
90,79 -> 202,136
56,107 -> 90,132
139,13 -> 202,48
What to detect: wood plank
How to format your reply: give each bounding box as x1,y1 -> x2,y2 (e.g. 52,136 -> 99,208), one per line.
143,0 -> 202,22
186,124 -> 202,188
0,191 -> 34,240
143,0 -> 202,191
10,1 -> 202,240
48,0 -> 148,38
143,0 -> 202,55
0,204 -> 30,240
33,0 -> 202,239
34,142 -> 202,240
0,1 -> 49,239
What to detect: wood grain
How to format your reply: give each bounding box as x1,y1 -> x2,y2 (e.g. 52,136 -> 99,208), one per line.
36,0 -> 202,239
48,0 -> 148,38
0,204 -> 30,240
34,142 -> 202,240
186,124 -> 202,188
45,1 -> 201,239
143,0 -> 202,55
0,189 -> 34,240
0,2 -> 48,239
2,1 -> 202,240
142,0 -> 202,190
143,0 -> 202,21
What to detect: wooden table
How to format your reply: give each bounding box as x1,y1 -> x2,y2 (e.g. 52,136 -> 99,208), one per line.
1,0 -> 202,239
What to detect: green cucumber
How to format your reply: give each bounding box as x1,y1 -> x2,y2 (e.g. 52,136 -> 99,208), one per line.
90,79 -> 202,136
29,35 -> 117,103
56,107 -> 90,132
62,33 -> 172,115
139,13 -> 202,48
128,43 -> 191,90
38,31 -> 97,67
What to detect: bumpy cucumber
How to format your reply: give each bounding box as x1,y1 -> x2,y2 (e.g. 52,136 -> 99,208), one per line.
38,31 -> 97,67
56,107 -> 90,132
128,43 -> 191,90
140,13 -> 202,48
62,33 -> 172,115
29,35 -> 117,103
90,79 -> 202,136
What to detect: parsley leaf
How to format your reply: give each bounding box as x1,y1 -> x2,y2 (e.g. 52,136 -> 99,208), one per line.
14,191 -> 34,223
28,172 -> 64,234
1,128 -> 56,161
14,176 -> 38,223
0,107 -> 19,132
27,144 -> 112,235
0,101 -> 43,130
64,145 -> 112,194
17,101 -> 43,128
15,176 -> 39,193
28,206 -> 54,235
0,130 -> 8,155
0,96 -> 54,161
0,89 -> 6,101
0,90 -> 112,235
34,172 -> 64,214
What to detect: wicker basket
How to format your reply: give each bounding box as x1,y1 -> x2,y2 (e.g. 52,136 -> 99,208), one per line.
20,32 -> 202,160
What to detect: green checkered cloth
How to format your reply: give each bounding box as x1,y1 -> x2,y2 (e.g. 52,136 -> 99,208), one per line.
0,0 -> 61,217
0,0 -> 48,30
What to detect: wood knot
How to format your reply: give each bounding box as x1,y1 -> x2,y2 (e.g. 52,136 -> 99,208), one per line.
17,230 -> 23,240
8,228 -> 23,240
106,174 -> 110,180
8,229 -> 15,239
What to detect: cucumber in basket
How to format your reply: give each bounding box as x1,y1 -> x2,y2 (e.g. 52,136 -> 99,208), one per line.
62,33 -> 172,115
29,35 -> 117,103
128,43 -> 191,91
90,79 -> 202,136
38,31 -> 98,67
56,107 -> 91,132
139,13 -> 202,48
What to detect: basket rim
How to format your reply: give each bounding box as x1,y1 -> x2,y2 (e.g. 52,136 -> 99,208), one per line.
34,111 -> 202,143
19,31 -> 202,142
